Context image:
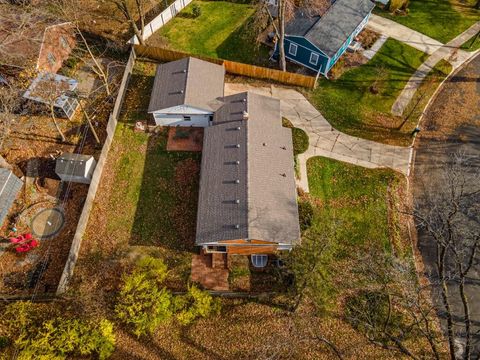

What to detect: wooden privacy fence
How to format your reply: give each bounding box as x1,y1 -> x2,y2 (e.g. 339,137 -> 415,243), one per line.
134,45 -> 317,89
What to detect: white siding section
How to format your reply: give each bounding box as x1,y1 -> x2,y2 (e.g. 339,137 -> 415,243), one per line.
157,105 -> 212,115
153,114 -> 210,127
151,105 -> 213,127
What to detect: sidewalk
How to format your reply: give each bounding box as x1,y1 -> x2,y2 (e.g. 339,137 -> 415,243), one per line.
367,14 -> 444,55
391,21 -> 480,116
225,83 -> 412,192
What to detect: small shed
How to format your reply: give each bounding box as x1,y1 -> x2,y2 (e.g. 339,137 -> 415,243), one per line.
23,72 -> 79,119
0,168 -> 23,226
55,153 -> 96,184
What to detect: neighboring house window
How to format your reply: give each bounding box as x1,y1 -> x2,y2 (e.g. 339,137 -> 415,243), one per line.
60,36 -> 69,49
310,52 -> 319,65
47,53 -> 56,66
288,43 -> 298,56
183,116 -> 191,121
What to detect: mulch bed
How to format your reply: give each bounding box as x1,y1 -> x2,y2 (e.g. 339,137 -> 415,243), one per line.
166,127 -> 203,152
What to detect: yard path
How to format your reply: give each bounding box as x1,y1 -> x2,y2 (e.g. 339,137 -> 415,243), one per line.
391,21 -> 480,116
225,83 -> 412,192
367,14 -> 444,55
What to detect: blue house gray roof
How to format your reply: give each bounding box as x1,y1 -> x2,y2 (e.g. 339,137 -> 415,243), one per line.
0,168 -> 22,226
286,0 -> 375,57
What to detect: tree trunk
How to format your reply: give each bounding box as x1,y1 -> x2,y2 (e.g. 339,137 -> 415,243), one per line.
278,0 -> 286,72
438,245 -> 456,360
458,276 -> 471,360
50,107 -> 66,142
75,27 -> 112,96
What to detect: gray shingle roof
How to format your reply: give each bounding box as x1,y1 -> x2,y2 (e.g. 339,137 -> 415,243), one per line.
196,92 -> 300,245
148,57 -> 225,113
285,10 -> 320,37
55,153 -> 93,178
0,168 -> 22,226
287,0 -> 375,57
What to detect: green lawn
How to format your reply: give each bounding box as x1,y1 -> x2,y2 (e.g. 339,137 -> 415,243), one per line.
309,39 -> 431,145
461,34 -> 480,51
307,157 -> 402,255
93,62 -> 201,251
374,0 -> 480,43
148,0 -> 270,65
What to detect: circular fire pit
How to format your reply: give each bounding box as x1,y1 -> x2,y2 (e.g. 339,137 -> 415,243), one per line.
30,208 -> 65,239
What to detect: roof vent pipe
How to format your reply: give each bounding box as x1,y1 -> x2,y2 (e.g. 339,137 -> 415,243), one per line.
242,111 -> 249,120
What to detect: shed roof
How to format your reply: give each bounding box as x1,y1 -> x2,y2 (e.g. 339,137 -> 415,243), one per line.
148,57 -> 225,113
196,92 -> 300,245
287,0 -> 375,57
23,72 -> 78,108
0,168 -> 22,225
55,153 -> 93,178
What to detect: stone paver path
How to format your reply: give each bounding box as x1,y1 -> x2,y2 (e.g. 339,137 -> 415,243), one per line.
391,22 -> 480,116
367,14 -> 444,55
225,83 -> 412,192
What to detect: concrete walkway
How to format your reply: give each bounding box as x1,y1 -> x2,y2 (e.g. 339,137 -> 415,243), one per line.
362,34 -> 388,60
225,83 -> 412,192
367,14 -> 444,55
391,21 -> 480,116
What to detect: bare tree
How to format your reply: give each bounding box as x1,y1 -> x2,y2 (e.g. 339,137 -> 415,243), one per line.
413,153 -> 480,360
0,82 -> 19,151
257,0 -> 329,71
345,250 -> 447,359
106,0 -> 157,45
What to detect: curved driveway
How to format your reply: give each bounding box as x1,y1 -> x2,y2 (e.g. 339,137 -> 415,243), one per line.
225,83 -> 412,192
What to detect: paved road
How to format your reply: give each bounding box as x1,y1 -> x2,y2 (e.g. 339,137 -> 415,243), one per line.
391,22 -> 480,116
225,83 -> 412,192
413,54 -> 480,357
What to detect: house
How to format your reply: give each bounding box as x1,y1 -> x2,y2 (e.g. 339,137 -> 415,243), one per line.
55,153 -> 96,184
0,11 -> 75,74
0,168 -> 23,226
148,57 -> 225,127
23,72 -> 79,119
196,91 -> 301,256
274,0 -> 375,77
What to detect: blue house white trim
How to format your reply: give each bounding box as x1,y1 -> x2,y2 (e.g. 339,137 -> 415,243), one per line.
273,0 -> 375,78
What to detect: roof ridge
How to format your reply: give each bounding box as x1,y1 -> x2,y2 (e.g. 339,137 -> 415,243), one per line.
182,57 -> 191,105
244,91 -> 250,241
305,0 -> 337,38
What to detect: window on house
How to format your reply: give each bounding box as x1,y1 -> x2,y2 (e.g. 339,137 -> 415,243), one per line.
183,116 -> 191,121
47,53 -> 56,66
310,52 -> 319,65
288,43 -> 298,56
59,36 -> 69,49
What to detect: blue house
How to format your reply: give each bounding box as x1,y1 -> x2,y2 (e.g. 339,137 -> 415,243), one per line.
273,0 -> 375,78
